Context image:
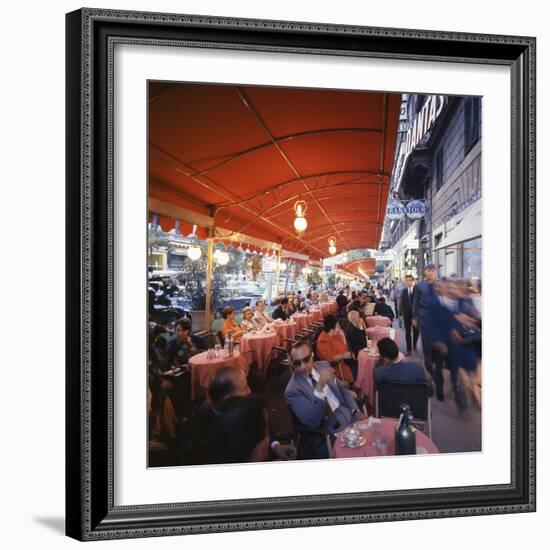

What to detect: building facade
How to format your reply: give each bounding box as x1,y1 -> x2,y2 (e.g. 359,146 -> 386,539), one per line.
381,93 -> 482,283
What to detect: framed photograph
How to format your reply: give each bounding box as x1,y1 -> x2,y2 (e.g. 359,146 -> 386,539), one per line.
66,7 -> 536,541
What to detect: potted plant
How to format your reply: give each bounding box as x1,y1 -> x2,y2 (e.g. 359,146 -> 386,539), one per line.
180,254 -> 225,331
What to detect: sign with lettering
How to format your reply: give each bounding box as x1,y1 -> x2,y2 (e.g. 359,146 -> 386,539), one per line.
405,95 -> 445,156
404,200 -> 427,219
386,199 -> 405,220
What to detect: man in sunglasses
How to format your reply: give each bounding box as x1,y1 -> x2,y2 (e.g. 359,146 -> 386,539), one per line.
285,340 -> 365,459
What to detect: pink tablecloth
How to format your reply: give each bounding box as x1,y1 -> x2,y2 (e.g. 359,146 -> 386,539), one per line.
239,331 -> 279,375
331,417 -> 439,459
355,349 -> 378,408
274,321 -> 297,345
310,309 -> 322,322
366,316 -> 392,328
189,351 -> 249,400
366,327 -> 398,345
319,303 -> 331,317
292,313 -> 312,331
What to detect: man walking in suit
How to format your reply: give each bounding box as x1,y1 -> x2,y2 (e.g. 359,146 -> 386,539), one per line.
399,274 -> 420,355
285,340 -> 365,459
412,264 -> 445,400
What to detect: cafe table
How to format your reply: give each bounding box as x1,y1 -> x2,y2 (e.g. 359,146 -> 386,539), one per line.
366,327 -> 398,345
366,316 -> 392,328
239,330 -> 279,376
319,303 -> 332,317
331,417 -> 439,459
355,349 -> 379,408
292,312 -> 312,331
188,351 -> 249,400
273,320 -> 297,345
310,308 -> 323,323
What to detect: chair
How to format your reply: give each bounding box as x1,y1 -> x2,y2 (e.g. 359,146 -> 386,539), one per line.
289,408 -> 332,460
375,381 -> 432,438
264,346 -> 294,391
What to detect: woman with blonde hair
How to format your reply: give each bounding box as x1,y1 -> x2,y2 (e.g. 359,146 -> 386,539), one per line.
240,306 -> 256,332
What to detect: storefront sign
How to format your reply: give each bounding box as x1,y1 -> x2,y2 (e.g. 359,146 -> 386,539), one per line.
405,95 -> 445,156
404,200 -> 427,219
386,199 -> 405,220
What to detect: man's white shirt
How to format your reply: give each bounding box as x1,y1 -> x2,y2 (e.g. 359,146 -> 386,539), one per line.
308,368 -> 341,412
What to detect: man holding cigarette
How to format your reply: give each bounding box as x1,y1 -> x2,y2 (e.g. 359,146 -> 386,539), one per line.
284,340 -> 365,459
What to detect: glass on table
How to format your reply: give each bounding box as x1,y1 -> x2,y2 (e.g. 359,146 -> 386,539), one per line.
214,344 -> 221,357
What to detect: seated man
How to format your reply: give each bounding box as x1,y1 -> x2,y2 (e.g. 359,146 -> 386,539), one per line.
374,337 -> 433,394
196,367 -> 296,463
252,299 -> 274,329
285,341 -> 365,459
373,296 -> 395,321
272,297 -> 290,321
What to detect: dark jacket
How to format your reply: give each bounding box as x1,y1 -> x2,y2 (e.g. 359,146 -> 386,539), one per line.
399,286 -> 416,319
271,305 -> 289,321
284,361 -> 358,434
345,323 -> 367,358
373,302 -> 395,321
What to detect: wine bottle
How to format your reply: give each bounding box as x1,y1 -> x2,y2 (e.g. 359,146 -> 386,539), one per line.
395,403 -> 416,455
226,330 -> 234,356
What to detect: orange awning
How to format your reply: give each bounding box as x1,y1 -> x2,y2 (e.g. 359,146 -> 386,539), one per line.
148,83 -> 400,260
337,258 -> 377,276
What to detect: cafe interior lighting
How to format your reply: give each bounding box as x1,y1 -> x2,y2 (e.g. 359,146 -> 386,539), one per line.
293,200 -> 308,234
328,236 -> 337,256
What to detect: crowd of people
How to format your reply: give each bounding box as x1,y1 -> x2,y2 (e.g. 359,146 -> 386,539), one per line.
147,266 -> 482,465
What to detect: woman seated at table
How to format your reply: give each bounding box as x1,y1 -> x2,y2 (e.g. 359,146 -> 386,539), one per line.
315,314 -> 356,383
345,310 -> 368,359
253,299 -> 274,329
240,306 -> 256,333
221,306 -> 245,342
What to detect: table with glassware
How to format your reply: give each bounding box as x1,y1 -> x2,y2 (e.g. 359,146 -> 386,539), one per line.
239,330 -> 279,376
331,417 -> 439,459
188,350 -> 249,400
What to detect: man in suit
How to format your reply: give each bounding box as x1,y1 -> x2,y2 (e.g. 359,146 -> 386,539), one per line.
412,264 -> 445,400
271,297 -> 290,320
285,340 -> 365,459
374,337 -> 433,394
373,296 -> 395,321
399,274 -> 420,355
195,366 -> 297,463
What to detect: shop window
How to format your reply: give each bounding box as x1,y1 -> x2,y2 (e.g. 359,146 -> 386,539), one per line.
462,237 -> 482,280
465,97 -> 481,153
434,148 -> 444,191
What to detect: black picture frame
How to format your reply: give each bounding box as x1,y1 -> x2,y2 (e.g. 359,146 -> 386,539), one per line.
66,8 -> 536,541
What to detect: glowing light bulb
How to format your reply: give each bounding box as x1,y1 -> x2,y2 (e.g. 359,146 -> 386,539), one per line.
187,245 -> 202,261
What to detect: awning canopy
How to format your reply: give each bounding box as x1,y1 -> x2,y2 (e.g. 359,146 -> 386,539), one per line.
148,83 -> 401,260
337,257 -> 377,277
